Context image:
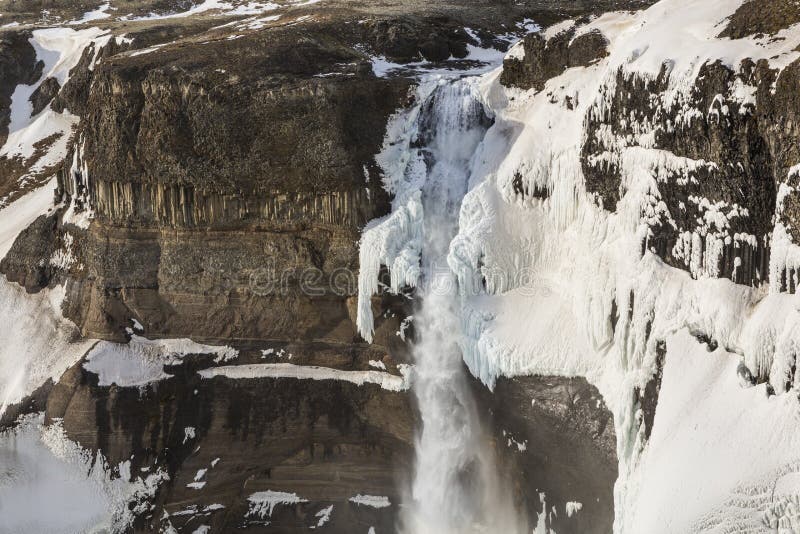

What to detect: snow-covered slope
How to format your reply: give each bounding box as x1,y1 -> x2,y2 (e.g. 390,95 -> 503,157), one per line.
358,0 -> 800,531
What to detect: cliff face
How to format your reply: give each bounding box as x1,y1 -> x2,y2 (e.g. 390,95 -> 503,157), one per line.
473,375 -> 618,534
439,2 -> 800,532
0,2 -> 565,532
15,1 -> 800,533
1,12 -> 419,531
45,352 -> 414,533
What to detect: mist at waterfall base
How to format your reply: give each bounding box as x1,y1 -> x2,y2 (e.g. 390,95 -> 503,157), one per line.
375,78 -> 528,534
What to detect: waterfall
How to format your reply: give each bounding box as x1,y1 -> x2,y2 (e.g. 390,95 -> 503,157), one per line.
405,79 -> 511,534
358,75 -> 526,533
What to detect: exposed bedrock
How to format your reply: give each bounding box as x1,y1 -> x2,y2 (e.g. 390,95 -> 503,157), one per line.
45,353 -> 414,533
471,374 -> 618,534
0,210 -> 66,292
719,0 -> 800,39
58,223 -> 410,350
501,23 -> 609,91
0,30 -> 44,146
29,76 -> 61,116
40,23 -> 417,342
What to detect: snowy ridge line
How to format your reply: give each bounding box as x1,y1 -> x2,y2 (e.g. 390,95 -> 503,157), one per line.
197,362 -> 412,391
119,0 -> 321,23
2,27 -> 125,159
589,1 -> 800,106
0,26 -> 132,212
369,22 -> 540,79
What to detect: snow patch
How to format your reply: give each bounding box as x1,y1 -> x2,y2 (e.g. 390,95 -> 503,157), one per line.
83,335 -> 238,387
0,415 -> 167,533
349,494 -> 391,508
246,490 -> 308,518
198,363 -> 411,391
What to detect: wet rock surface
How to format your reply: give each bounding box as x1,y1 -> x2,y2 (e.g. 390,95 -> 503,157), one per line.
472,374 -> 617,534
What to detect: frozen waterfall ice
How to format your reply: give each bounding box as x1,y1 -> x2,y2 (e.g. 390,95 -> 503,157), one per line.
358,76 -> 526,534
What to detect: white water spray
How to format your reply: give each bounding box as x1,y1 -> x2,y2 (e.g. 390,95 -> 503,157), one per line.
358,76 -> 526,534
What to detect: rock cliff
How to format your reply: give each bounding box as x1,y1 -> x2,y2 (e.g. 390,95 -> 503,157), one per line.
10,1 -> 800,533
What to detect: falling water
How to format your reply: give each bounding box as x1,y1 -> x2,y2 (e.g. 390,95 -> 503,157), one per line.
398,77 -> 526,534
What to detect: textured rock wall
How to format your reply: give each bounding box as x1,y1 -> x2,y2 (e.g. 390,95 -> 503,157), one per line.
59,223 -> 390,344
581,58 -> 800,290
501,24 -> 608,91
472,375 -> 617,534
46,356 -> 413,533
45,23 -> 414,342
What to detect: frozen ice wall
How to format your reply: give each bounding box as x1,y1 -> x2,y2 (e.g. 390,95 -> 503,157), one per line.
358,77 -> 525,533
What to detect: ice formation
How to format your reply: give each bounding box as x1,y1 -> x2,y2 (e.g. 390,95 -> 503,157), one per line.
359,76 -> 525,533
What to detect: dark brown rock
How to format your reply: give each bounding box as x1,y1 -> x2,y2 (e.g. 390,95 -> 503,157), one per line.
0,212 -> 61,292
62,26 -> 410,204
719,0 -> 800,39
29,76 -> 60,116
500,22 -> 608,91
0,30 -> 43,144
46,355 -> 414,533
472,374 -> 617,534
568,29 -> 609,67
361,16 -> 471,62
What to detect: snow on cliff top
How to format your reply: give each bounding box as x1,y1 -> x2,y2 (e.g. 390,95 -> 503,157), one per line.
540,0 -> 800,79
